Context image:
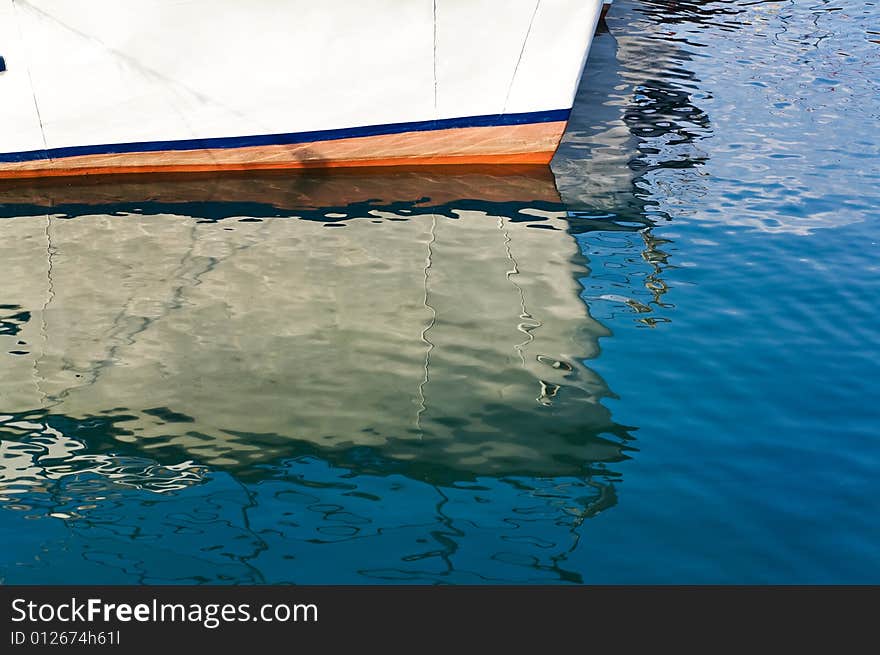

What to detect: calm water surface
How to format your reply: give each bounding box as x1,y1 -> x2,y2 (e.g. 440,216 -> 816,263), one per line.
1,0 -> 878,583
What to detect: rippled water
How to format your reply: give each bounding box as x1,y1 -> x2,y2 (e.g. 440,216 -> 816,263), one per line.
1,0 -> 878,583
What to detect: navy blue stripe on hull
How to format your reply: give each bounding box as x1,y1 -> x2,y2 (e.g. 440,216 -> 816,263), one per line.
0,109 -> 572,164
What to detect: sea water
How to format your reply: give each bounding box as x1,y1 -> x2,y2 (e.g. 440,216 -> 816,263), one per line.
0,0 -> 877,583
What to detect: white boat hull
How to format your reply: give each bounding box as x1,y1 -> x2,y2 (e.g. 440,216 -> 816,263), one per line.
0,0 -> 603,178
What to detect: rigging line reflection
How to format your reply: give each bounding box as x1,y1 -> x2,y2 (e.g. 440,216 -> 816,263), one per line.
416,213 -> 437,436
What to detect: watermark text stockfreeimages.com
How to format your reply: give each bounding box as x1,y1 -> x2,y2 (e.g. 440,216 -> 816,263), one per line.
10,597 -> 318,630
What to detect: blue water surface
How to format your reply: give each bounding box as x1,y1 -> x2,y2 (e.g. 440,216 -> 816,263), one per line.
0,0 -> 878,583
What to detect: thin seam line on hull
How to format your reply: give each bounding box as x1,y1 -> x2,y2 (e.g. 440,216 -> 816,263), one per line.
12,0 -> 49,152
503,0 -> 541,114
432,0 -> 438,115
0,109 -> 571,164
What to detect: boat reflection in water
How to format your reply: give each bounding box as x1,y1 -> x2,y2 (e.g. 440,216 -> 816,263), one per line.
0,167 -> 636,583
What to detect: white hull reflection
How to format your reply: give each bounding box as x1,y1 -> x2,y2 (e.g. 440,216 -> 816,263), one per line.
0,169 -> 631,487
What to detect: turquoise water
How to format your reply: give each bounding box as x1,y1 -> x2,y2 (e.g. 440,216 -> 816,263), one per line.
1,0 -> 878,583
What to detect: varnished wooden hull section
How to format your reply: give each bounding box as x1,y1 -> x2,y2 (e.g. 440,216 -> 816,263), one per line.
0,121 -> 566,180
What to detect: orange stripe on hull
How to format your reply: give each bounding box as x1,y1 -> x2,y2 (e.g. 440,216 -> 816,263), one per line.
0,122 -> 565,180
